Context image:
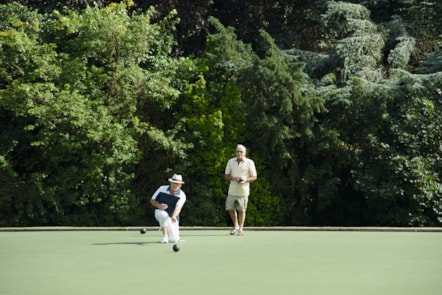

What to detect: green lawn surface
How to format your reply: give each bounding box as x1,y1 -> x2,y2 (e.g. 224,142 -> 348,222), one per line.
1,229 -> 441,295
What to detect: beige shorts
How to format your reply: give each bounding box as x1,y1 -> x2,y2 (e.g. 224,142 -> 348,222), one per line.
225,194 -> 248,211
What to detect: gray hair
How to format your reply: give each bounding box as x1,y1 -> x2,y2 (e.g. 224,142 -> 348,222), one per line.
236,144 -> 246,153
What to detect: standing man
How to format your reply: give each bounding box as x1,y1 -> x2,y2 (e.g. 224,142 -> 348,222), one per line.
150,174 -> 186,243
224,144 -> 257,236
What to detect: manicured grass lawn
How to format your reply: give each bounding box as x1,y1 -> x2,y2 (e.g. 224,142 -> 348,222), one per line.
1,229 -> 441,295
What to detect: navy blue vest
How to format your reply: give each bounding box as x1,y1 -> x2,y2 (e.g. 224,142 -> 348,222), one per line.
156,192 -> 180,218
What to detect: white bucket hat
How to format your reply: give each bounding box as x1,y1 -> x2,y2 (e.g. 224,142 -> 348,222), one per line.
168,174 -> 184,184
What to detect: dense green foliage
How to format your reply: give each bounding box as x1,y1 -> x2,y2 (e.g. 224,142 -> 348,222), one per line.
1,1 -> 441,227
0,2 -> 188,225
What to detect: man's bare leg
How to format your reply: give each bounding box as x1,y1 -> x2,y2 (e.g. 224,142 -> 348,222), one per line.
237,211 -> 246,235
229,210 -> 239,234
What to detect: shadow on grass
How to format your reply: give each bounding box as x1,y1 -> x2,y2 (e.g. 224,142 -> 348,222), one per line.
92,241 -> 159,246
180,234 -> 227,237
92,231 -> 229,246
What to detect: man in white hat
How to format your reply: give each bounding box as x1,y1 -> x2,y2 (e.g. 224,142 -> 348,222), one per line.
150,174 -> 186,243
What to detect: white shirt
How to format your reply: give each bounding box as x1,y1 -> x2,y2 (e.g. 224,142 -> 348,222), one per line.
225,157 -> 257,196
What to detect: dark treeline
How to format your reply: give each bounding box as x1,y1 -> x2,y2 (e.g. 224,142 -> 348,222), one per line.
0,0 -> 441,227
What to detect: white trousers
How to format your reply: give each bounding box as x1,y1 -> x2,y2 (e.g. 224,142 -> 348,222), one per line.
154,209 -> 180,241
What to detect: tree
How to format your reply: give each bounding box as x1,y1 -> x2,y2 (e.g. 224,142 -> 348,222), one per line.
349,71 -> 442,225
286,0 -> 442,225
184,18 -> 285,226
0,2 -> 187,225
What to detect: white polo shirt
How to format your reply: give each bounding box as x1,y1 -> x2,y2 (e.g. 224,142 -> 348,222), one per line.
225,157 -> 257,197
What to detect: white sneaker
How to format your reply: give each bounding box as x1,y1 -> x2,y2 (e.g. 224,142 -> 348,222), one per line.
161,236 -> 169,244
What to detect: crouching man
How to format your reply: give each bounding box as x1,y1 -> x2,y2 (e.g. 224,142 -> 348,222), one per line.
150,174 -> 186,243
